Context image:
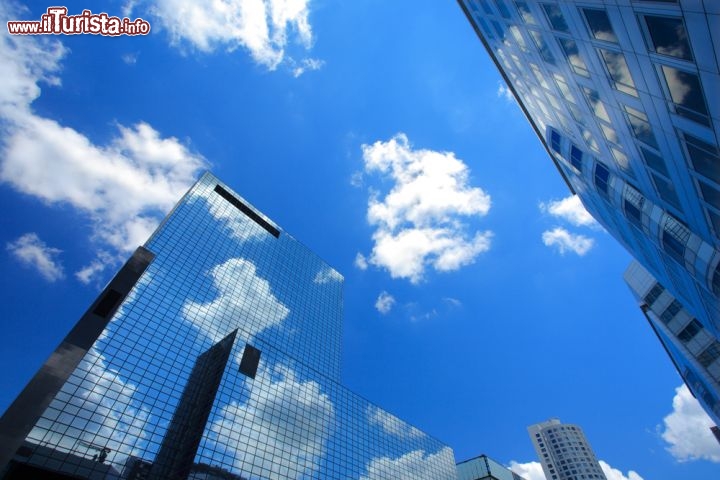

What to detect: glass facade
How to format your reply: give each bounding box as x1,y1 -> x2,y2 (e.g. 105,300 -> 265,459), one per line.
458,0 -> 720,425
456,454 -> 526,480
0,173 -> 456,479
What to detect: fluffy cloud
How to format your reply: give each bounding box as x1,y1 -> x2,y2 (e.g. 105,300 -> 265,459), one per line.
28,347 -> 150,466
183,257 -> 290,343
6,233 -> 64,281
540,195 -> 598,228
375,291 -> 395,314
542,227 -> 594,256
0,5 -> 206,283
361,447 -> 456,480
599,460 -> 645,480
367,405 -> 424,439
360,134 -> 492,283
355,252 -> 368,270
510,460 -> 645,480
659,384 -> 720,463
141,0 -> 318,72
509,461 -> 546,480
314,265 -> 343,284
209,364 -> 334,479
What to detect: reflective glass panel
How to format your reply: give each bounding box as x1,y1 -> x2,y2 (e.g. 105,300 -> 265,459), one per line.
541,3 -> 568,32
644,15 -> 693,61
583,9 -> 618,43
600,49 -> 638,97
661,66 -> 710,125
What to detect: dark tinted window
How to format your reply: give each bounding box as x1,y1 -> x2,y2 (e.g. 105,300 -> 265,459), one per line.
644,16 -> 693,61
652,172 -> 682,211
662,216 -> 690,263
494,0 -> 511,18
640,146 -> 669,176
677,319 -> 702,342
625,106 -> 658,148
583,9 -> 617,42
93,289 -> 123,318
623,185 -> 644,227
541,4 -> 568,32
214,184 -> 280,238
660,300 -> 681,323
698,341 -> 720,367
644,283 -> 664,306
661,66 -> 710,126
239,345 -> 261,379
594,162 -> 610,195
683,133 -> 720,184
570,145 -> 582,170
551,130 -> 562,153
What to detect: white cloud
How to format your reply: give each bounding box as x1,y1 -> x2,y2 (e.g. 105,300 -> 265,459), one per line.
28,347 -> 150,467
292,57 -> 324,77
375,291 -> 395,314
540,195 -> 598,228
350,171 -> 364,188
542,227 -> 594,255
355,252 -> 368,270
659,384 -> 720,463
367,405 -> 424,439
360,134 -> 492,283
510,460 -> 646,480
314,265 -> 343,284
497,82 -> 515,102
209,364 -> 334,479
361,447 -> 456,480
442,297 -> 462,308
599,460 -> 645,480
142,0 -> 318,72
6,233 -> 64,282
183,257 -> 290,343
509,461 -> 546,480
0,12 -> 207,283
75,251 -> 115,285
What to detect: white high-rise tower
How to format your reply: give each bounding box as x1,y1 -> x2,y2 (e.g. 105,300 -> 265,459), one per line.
528,418 -> 606,480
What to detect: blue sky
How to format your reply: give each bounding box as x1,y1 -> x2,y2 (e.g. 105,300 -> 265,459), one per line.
1,1 -> 719,479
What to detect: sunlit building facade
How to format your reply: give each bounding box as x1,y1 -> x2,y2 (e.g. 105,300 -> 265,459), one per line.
458,0 -> 720,419
457,454 -> 526,480
624,260 -> 720,425
0,172 -> 457,479
528,419 -> 606,480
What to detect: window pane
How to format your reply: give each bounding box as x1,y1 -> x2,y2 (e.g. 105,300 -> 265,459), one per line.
660,300 -> 681,323
640,146 -> 669,176
677,319 -> 703,343
652,173 -> 682,211
644,283 -> 664,305
683,133 -> 720,184
584,9 -> 618,43
530,30 -> 555,64
542,3 -> 568,32
600,50 -> 637,96
698,341 -> 720,367
661,66 -> 710,125
644,16 -> 693,61
558,38 -> 589,76
516,2 -> 537,24
494,0 -> 511,18
570,145 -> 583,170
582,88 -> 610,122
625,106 -> 658,149
699,180 -> 720,210
594,162 -> 610,195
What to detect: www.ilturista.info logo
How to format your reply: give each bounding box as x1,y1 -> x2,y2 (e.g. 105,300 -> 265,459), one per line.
7,7 -> 150,36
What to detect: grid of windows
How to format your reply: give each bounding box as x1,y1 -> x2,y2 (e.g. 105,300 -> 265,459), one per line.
9,173 -> 457,479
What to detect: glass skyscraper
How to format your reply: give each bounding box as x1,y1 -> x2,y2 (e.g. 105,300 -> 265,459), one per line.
0,173 -> 457,479
457,0 -> 719,422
